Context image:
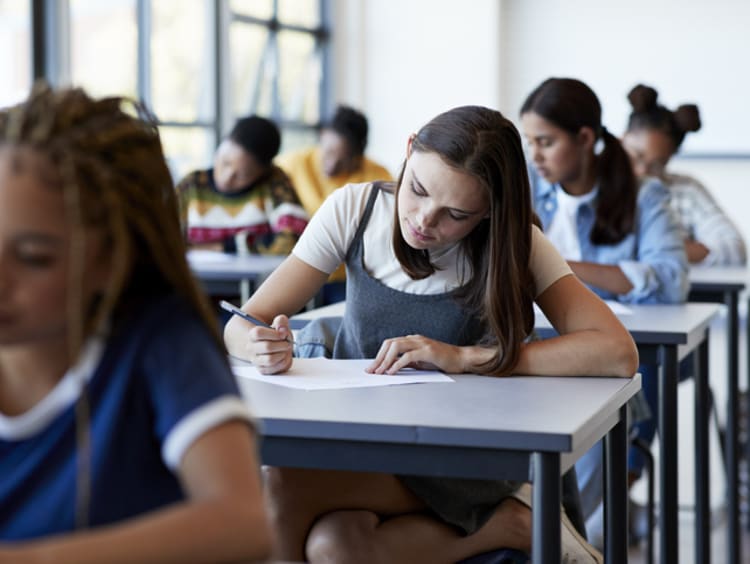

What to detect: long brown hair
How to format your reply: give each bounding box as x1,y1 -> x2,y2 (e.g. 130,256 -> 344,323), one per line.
392,106 -> 536,376
0,82 -> 222,357
521,77 -> 638,245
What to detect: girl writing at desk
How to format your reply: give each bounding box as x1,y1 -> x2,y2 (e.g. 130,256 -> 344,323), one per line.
225,105 -> 638,563
0,84 -> 270,563
519,77 -> 690,548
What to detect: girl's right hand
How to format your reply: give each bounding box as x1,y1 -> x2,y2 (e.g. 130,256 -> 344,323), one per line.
244,315 -> 293,374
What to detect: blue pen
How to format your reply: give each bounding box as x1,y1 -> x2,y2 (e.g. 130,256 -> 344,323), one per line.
219,300 -> 295,344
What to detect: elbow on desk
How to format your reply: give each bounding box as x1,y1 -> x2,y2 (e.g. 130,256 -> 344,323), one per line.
610,336 -> 639,378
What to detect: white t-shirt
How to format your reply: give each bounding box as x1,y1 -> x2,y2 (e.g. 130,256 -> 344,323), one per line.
545,187 -> 598,261
292,183 -> 572,296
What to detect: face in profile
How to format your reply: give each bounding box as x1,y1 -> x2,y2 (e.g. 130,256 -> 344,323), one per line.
0,147 -> 110,349
621,128 -> 674,179
397,148 -> 489,251
319,129 -> 358,178
521,112 -> 590,186
212,139 -> 265,193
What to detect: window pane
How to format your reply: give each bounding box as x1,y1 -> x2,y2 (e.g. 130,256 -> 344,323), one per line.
70,0 -> 137,98
278,0 -> 320,28
280,127 -> 317,154
277,30 -> 320,124
0,0 -> 31,107
230,0 -> 273,20
160,126 -> 215,183
229,22 -> 271,117
151,0 -> 213,122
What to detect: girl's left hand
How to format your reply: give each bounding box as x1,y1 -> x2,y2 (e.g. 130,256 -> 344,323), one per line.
366,335 -> 465,374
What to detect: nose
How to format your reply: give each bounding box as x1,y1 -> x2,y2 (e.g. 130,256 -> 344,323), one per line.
415,205 -> 438,229
530,143 -> 543,164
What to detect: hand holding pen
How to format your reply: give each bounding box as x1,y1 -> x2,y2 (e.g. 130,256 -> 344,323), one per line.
220,301 -> 295,374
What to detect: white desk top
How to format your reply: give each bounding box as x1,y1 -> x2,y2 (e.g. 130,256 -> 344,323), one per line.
238,368 -> 640,475
187,250 -> 286,281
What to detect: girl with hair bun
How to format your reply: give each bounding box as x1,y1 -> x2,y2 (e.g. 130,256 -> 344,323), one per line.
623,83 -> 746,266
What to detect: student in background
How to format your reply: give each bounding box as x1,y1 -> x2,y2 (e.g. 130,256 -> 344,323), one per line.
176,115 -> 308,255
623,84 -> 746,266
276,104 -> 393,216
0,84 -> 270,562
226,105 -> 638,563
520,77 -> 689,548
277,105 -> 392,304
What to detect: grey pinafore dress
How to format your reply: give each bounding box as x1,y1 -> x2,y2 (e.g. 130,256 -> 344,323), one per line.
299,184 -> 521,535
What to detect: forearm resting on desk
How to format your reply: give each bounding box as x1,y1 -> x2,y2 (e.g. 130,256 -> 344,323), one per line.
567,260 -> 634,296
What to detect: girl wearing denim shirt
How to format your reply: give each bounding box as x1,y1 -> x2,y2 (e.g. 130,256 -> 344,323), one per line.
520,77 -> 689,548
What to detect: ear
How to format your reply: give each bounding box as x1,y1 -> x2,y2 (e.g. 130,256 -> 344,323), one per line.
577,126 -> 597,152
406,134 -> 416,158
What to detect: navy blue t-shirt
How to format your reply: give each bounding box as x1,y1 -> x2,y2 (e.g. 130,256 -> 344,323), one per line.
0,296 -> 252,540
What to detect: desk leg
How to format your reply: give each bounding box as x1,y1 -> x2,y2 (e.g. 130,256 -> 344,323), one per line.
532,452 -> 560,564
695,331 -> 711,563
658,345 -> 679,564
604,405 -> 628,564
723,291 -> 740,564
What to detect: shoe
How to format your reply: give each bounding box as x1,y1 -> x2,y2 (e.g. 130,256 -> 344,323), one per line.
511,484 -> 603,564
561,510 -> 603,564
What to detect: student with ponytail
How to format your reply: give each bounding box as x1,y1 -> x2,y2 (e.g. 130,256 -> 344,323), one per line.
623,84 -> 745,266
520,77 -> 690,548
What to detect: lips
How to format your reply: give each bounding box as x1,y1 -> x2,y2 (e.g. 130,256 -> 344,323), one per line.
405,220 -> 432,243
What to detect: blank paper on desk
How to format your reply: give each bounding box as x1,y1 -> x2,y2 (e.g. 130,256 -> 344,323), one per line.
232,358 -> 455,390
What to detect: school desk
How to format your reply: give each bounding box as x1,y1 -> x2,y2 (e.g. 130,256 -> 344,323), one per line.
688,266 -> 747,564
536,302 -> 720,564
290,300 -> 721,562
187,249 -> 286,301
236,362 -> 641,564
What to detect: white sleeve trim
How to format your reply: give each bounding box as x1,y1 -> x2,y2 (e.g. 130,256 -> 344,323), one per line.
161,396 -> 254,470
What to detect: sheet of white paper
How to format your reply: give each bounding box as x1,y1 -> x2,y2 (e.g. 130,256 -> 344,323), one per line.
534,299 -> 632,317
233,358 -> 454,390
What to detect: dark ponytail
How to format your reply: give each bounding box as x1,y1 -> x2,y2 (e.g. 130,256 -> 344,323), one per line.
521,77 -> 637,244
592,127 -> 636,244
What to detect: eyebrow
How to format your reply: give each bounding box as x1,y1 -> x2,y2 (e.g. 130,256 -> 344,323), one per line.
412,171 -> 483,216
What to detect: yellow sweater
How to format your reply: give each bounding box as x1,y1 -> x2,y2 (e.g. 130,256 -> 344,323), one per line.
276,146 -> 393,215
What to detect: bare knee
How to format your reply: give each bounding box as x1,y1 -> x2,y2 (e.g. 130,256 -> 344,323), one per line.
306,510 -> 381,564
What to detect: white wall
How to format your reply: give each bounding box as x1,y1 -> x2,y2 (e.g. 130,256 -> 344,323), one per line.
333,0 -> 750,250
332,0 -> 502,175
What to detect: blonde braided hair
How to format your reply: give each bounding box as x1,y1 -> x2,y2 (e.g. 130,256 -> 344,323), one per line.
0,81 -> 223,360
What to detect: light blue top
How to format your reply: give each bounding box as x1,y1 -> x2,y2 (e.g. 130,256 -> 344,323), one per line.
530,167 -> 689,304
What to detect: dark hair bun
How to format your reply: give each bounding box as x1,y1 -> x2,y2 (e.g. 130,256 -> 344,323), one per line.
627,84 -> 658,113
674,104 -> 702,133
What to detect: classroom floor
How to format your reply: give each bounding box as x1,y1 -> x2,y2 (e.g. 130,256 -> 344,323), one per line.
626,509 -> 750,563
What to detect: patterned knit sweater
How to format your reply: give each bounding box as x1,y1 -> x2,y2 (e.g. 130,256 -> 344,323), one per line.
176,165 -> 308,255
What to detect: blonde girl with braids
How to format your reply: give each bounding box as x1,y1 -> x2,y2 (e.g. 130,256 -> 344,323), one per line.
225,105 -> 637,563
0,84 -> 271,562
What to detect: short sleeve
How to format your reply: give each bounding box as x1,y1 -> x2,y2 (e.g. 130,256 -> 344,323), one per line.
138,299 -> 253,469
530,225 -> 573,296
292,182 -> 375,274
